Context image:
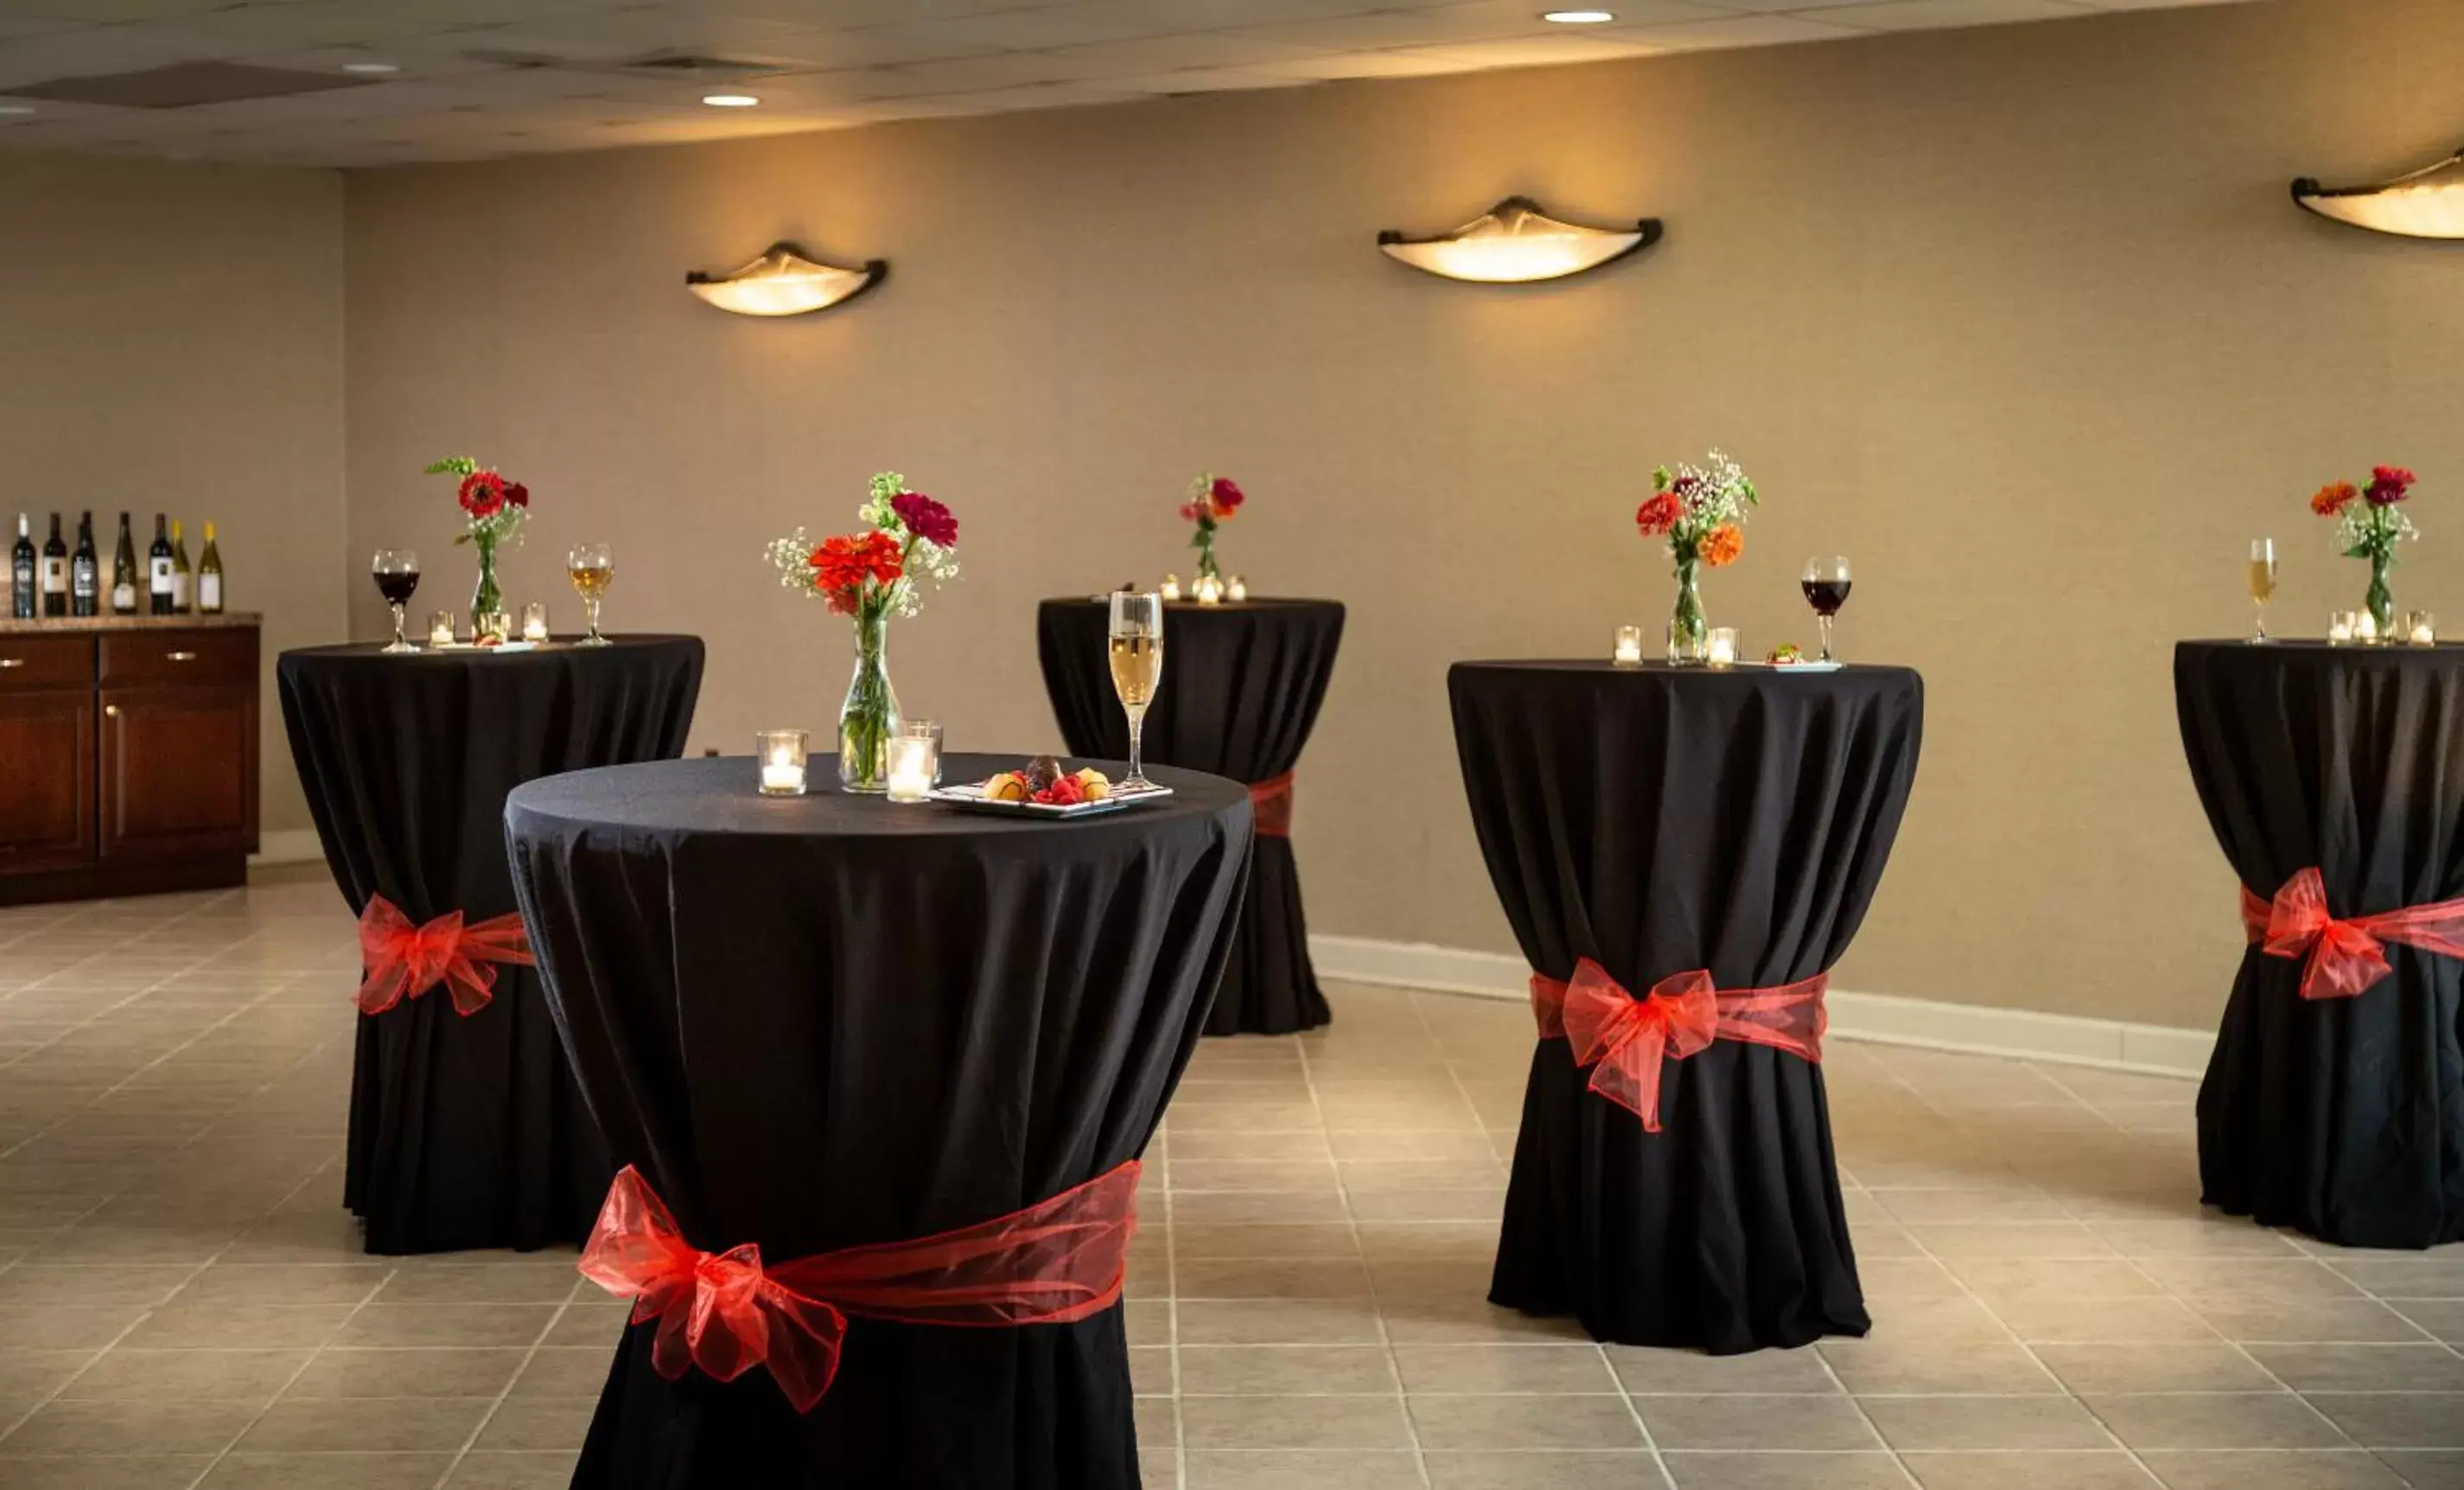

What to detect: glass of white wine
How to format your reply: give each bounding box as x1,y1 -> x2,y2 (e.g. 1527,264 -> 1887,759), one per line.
569,543 -> 613,646
1109,591 -> 1163,792
2249,538 -> 2276,643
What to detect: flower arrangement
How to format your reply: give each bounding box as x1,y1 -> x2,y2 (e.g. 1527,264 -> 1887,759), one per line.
2311,464 -> 2416,637
1180,474 -> 1245,584
766,474 -> 960,792
1637,449 -> 1758,661
423,456 -> 530,640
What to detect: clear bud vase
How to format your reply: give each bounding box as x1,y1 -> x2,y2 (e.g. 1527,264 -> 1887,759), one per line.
1666,557 -> 1708,665
838,611 -> 901,793
2365,552 -> 2396,642
469,533 -> 506,644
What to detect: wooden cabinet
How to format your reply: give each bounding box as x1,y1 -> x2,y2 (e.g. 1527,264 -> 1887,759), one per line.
0,619 -> 259,904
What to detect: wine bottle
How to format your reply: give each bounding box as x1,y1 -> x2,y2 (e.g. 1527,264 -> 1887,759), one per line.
169,519 -> 193,614
197,520 -> 223,614
111,512 -> 137,614
70,512 -> 99,617
41,513 -> 67,618
148,514 -> 173,616
10,514 -> 33,621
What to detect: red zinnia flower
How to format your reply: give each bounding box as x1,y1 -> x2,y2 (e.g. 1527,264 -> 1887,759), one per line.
458,470 -> 507,519
2365,465 -> 2416,506
2311,481 -> 2359,518
1207,477 -> 1245,519
1635,493 -> 1680,538
502,481 -> 530,510
889,491 -> 958,549
808,532 -> 905,614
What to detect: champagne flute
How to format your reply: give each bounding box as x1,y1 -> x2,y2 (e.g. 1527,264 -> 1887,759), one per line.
372,550 -> 419,654
1109,591 -> 1164,792
2248,538 -> 2276,643
1800,556 -> 1851,664
568,543 -> 613,646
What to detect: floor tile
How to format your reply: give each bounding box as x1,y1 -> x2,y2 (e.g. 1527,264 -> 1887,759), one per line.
0,1397 -> 258,1455
196,1451 -> 459,1487
1860,1393 -> 2112,1450
1180,1395 -> 1415,1450
1902,1451 -> 2158,1487
1407,1393 -> 1644,1449
1661,1450 -> 1911,1487
1421,1450 -> 1665,1488
1639,1394 -> 1884,1451
2033,1342 -> 2280,1393
1176,1346 -> 1398,1395
2083,1392 -> 2349,1450
232,1395 -> 493,1453
2135,1449 -> 2410,1488
1180,1449 -> 1425,1488
2301,1393 -> 2464,1449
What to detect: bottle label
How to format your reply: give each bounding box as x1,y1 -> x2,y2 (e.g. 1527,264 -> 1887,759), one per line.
42,557 -> 67,591
112,583 -> 136,609
199,574 -> 221,611
150,557 -> 173,593
171,571 -> 189,608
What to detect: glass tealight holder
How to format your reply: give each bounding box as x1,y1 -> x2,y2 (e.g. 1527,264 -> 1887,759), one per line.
756,729 -> 809,797
521,602 -> 550,643
2327,611 -> 2356,645
1707,627 -> 1740,669
427,610 -> 455,647
1612,625 -> 1645,668
1226,576 -> 1248,602
899,719 -> 945,785
2358,610 -> 2381,645
2409,611 -> 2437,646
1194,573 -> 1225,605
885,732 -> 939,804
1160,574 -> 1182,602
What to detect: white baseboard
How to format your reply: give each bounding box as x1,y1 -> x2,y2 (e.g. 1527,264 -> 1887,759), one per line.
248,830 -> 325,867
1309,933 -> 2213,1079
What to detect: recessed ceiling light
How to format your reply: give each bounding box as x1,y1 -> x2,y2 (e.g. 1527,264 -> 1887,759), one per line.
1542,9 -> 1616,21
702,93 -> 759,107
342,61 -> 398,75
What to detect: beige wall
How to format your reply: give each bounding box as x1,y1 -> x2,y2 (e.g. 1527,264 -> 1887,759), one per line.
1,153 -> 346,836
341,0 -> 2464,1029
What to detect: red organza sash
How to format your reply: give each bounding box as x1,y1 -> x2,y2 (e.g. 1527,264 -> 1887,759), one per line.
1530,958 -> 1827,1131
1250,772 -> 1295,837
577,1160 -> 1141,1412
356,895 -> 533,1017
2240,866 -> 2464,1001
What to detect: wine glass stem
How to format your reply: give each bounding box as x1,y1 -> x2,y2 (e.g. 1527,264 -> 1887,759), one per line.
587,597 -> 602,640
2254,602 -> 2267,642
392,603 -> 406,649
1128,713 -> 1145,784
1818,614 -> 1835,664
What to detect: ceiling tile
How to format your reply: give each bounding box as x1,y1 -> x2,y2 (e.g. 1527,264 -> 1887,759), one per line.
1240,48 -> 1474,78
1037,33 -> 1334,72
1598,13 -> 1872,48
903,80 -> 1143,111
1390,34 -> 1667,67
888,10 -> 1166,50
1100,65 -> 1320,93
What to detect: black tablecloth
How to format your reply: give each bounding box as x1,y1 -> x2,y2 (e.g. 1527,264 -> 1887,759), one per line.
277,636 -> 704,1254
1038,597 -> 1343,1035
1451,660 -> 1924,1352
2175,640 -> 2464,1247
505,754 -> 1251,1489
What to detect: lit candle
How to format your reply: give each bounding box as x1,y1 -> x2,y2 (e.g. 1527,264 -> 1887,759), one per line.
1612,626 -> 1644,666
2413,618 -> 2437,646
1707,627 -> 1739,669
521,602 -> 550,643
1160,574 -> 1182,601
2357,611 -> 2379,643
1194,574 -> 1225,605
755,729 -> 807,797
886,734 -> 938,803
428,611 -> 455,647
1226,575 -> 1248,602
2327,613 -> 2354,644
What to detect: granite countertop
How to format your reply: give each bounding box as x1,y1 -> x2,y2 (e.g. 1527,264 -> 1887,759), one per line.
0,612 -> 261,635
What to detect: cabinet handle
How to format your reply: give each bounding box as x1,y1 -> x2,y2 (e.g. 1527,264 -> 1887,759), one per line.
0,658 -> 21,669
166,650 -> 198,662
105,704 -> 119,717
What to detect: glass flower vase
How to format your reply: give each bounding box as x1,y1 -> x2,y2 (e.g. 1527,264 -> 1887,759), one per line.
469,533 -> 506,643
1666,557 -> 1708,664
838,612 -> 901,793
2365,553 -> 2396,642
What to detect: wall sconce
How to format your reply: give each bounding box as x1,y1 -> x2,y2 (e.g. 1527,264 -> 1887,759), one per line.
1378,195 -> 1662,283
687,241 -> 887,316
2293,147 -> 2464,239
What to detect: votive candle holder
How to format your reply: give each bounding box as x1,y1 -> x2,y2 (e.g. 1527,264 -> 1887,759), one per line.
521,602 -> 550,643
886,733 -> 939,804
1707,627 -> 1740,669
1613,626 -> 1645,667
427,611 -> 455,647
756,729 -> 809,797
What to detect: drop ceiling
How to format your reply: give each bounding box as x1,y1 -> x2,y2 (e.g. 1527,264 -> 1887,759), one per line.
0,0 -> 2261,169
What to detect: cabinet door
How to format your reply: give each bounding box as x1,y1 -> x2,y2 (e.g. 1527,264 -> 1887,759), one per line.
99,684 -> 257,861
0,688 -> 96,872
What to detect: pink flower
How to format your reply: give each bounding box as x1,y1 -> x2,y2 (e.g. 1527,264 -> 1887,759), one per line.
889,491 -> 958,548
1207,477 -> 1245,519
2365,465 -> 2416,506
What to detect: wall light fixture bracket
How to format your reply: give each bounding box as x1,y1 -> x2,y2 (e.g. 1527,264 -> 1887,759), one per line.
2292,146 -> 2464,240
686,240 -> 888,316
1378,195 -> 1663,283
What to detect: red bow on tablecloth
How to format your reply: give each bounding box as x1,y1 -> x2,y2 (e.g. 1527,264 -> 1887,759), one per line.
1250,772 -> 1296,837
355,895 -> 534,1017
1530,958 -> 1828,1131
577,1160 -> 1141,1413
2240,867 -> 2464,1001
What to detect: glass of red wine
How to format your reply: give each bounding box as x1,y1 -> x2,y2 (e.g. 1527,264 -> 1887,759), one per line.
1801,556 -> 1851,663
372,549 -> 420,653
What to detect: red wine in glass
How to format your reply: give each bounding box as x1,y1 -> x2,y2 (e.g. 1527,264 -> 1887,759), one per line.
372,549 -> 420,653
1801,557 -> 1850,662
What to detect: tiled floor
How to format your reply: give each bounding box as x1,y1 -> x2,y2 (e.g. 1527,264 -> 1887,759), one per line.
1,877 -> 2460,1488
